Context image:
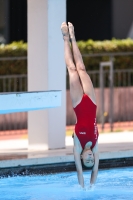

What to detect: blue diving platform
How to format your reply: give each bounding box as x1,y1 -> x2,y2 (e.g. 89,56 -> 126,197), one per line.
0,90 -> 61,114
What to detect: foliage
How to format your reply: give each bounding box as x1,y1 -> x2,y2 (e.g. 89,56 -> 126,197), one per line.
0,39 -> 133,77
0,41 -> 27,75
77,38 -> 133,70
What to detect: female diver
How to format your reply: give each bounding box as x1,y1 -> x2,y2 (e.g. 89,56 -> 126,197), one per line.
61,22 -> 99,188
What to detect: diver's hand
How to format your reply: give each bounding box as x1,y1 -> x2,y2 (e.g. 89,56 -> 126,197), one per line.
90,183 -> 93,188
89,184 -> 95,190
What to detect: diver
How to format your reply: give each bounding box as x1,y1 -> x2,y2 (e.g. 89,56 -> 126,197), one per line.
61,22 -> 99,188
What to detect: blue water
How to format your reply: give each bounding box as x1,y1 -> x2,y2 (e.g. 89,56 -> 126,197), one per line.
1,167 -> 133,200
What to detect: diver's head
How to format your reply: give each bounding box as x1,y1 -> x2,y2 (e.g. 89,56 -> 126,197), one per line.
81,148 -> 94,168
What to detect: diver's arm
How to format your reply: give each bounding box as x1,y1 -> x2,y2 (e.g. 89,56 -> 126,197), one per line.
73,146 -> 84,188
90,141 -> 99,186
90,152 -> 99,186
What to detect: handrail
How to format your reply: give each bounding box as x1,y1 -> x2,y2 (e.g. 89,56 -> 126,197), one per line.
0,52 -> 133,61
0,69 -> 133,78
0,56 -> 27,61
82,52 -> 133,57
0,74 -> 27,78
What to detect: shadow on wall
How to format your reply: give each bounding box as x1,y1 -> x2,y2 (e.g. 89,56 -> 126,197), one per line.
0,112 -> 27,130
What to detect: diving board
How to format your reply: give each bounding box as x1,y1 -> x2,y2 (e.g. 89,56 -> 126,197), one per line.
0,90 -> 61,114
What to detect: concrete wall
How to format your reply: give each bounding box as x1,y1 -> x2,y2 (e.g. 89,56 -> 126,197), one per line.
0,0 -> 6,43
0,87 -> 133,129
112,0 -> 133,39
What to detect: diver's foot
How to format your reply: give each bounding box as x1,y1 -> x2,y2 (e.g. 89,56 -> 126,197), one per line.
68,22 -> 76,41
61,22 -> 69,40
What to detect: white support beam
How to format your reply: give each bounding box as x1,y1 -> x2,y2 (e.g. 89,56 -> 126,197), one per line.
0,91 -> 61,114
28,0 -> 66,150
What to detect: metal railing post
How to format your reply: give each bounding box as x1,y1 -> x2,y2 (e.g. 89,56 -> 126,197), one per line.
99,64 -> 104,131
109,56 -> 114,132
99,60 -> 114,132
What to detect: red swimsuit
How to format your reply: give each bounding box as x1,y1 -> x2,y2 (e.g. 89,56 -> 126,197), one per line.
73,94 -> 99,150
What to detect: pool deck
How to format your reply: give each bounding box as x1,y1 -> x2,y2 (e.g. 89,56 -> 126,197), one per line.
0,131 -> 133,170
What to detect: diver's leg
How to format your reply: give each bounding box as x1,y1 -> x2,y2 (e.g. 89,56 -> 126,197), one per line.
68,22 -> 96,104
61,22 -> 83,107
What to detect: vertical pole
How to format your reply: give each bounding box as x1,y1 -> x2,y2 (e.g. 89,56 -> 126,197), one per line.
109,57 -> 114,132
100,60 -> 114,132
100,64 -> 104,131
